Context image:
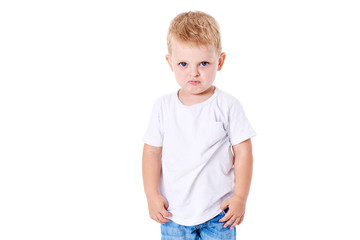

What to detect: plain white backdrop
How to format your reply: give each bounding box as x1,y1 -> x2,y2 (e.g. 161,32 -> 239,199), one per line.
1,0 -> 359,239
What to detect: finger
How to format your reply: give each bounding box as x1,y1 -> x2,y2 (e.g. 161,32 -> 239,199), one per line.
164,200 -> 169,209
151,213 -> 165,224
161,209 -> 172,218
151,215 -> 161,224
160,218 -> 170,224
230,218 -> 240,229
157,213 -> 170,224
160,212 -> 171,224
238,215 -> 244,224
223,217 -> 235,228
220,199 -> 229,210
219,212 -> 232,223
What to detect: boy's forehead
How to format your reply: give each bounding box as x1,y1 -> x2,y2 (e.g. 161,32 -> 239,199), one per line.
170,41 -> 218,59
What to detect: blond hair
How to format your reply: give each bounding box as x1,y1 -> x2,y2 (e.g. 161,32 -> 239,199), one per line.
167,11 -> 222,55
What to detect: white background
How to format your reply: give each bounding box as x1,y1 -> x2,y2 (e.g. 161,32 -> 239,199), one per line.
1,0 -> 359,239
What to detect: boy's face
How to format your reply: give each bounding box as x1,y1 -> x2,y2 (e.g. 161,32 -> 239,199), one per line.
166,41 -> 226,96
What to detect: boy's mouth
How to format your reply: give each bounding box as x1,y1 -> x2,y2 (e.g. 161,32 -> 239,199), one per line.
188,80 -> 200,85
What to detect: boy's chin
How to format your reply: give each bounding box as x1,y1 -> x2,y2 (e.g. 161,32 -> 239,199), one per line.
181,85 -> 214,96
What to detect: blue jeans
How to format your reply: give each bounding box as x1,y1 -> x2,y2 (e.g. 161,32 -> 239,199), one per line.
161,209 -> 236,240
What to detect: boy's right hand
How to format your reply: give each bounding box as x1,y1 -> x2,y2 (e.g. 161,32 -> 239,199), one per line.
146,194 -> 171,224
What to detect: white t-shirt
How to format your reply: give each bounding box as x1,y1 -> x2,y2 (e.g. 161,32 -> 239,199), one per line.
143,87 -> 256,226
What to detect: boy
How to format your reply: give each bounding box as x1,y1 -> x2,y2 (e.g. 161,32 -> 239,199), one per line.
142,11 -> 256,240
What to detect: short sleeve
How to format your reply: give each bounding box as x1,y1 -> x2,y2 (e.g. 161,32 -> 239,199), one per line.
142,99 -> 163,147
228,100 -> 256,146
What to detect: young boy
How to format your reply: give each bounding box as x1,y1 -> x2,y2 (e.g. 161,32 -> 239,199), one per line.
142,11 -> 256,240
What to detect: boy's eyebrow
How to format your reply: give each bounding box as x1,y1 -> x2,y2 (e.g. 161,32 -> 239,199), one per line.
174,58 -> 212,62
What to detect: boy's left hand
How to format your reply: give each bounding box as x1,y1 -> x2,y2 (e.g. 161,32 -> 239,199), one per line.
219,195 -> 246,229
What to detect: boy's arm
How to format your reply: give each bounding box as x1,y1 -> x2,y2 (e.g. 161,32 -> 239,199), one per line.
219,138 -> 253,229
142,144 -> 171,224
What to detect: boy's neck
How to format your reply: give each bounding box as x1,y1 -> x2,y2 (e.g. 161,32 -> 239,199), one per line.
178,86 -> 216,106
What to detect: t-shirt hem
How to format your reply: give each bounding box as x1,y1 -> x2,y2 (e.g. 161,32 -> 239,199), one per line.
142,137 -> 163,147
169,208 -> 223,227
231,131 -> 257,146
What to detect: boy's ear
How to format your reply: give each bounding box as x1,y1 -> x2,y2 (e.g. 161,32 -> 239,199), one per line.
217,52 -> 226,71
165,54 -> 174,71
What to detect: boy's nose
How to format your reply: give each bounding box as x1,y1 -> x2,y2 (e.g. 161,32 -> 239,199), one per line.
189,67 -> 200,77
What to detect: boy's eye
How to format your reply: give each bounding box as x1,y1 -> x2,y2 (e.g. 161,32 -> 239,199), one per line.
200,62 -> 209,66
179,62 -> 187,67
